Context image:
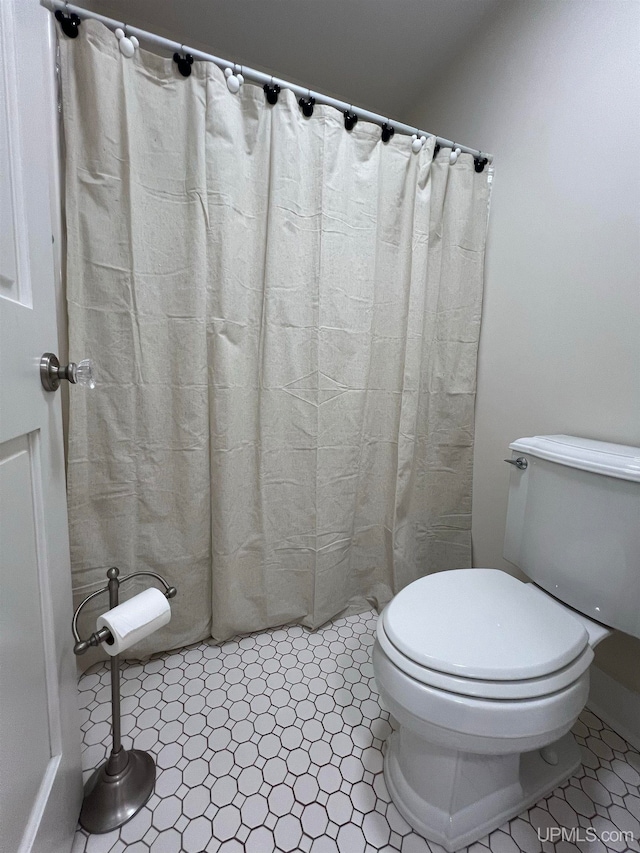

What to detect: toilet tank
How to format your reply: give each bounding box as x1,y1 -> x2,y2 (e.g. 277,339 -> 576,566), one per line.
503,435 -> 640,639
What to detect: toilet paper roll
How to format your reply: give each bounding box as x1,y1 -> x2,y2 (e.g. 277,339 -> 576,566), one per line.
96,587 -> 171,656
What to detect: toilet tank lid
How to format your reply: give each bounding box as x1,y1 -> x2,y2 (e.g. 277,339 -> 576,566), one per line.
510,435 -> 640,482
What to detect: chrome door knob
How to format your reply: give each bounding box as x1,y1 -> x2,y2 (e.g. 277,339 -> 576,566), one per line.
40,353 -> 95,392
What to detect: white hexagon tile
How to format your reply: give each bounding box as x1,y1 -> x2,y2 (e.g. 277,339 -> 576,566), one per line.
72,611 -> 640,853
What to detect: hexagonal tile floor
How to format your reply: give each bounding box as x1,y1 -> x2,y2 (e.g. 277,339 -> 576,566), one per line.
72,610 -> 640,853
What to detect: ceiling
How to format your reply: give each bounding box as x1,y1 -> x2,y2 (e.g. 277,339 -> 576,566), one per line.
82,0 -> 505,120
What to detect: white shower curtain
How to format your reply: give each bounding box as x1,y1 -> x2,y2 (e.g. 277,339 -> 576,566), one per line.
60,21 -> 490,656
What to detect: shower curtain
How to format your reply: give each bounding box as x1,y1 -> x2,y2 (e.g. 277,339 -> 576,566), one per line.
60,21 -> 491,656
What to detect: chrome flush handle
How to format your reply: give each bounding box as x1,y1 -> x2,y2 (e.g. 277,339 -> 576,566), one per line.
504,456 -> 528,470
40,352 -> 95,392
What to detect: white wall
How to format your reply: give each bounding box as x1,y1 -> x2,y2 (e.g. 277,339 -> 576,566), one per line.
409,1 -> 640,694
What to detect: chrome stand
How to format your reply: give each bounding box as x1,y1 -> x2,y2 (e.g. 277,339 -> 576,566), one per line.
73,567 -> 177,834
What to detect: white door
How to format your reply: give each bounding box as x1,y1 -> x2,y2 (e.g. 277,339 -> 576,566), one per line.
0,2 -> 82,852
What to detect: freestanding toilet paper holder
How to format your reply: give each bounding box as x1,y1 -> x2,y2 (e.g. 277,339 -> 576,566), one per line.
72,566 -> 177,834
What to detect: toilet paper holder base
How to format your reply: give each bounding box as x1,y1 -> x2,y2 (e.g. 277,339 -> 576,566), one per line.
71,566 -> 177,834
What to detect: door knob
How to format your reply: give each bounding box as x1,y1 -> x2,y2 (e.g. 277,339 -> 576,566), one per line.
40,353 -> 95,392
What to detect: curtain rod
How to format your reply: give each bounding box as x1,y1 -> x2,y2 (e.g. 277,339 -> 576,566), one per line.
44,0 -> 492,164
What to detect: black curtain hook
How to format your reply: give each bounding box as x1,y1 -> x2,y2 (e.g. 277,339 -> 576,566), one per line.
264,78 -> 281,105
381,122 -> 394,143
433,141 -> 441,159
173,47 -> 194,77
474,153 -> 489,173
55,6 -> 81,38
298,90 -> 315,118
344,106 -> 358,131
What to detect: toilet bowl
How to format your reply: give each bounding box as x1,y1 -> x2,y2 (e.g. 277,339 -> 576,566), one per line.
373,569 -> 604,851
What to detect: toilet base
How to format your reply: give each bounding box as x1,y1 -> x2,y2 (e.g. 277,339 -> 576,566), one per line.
384,728 -> 581,852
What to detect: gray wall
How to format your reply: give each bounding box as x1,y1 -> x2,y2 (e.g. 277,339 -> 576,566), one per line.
409,0 -> 640,692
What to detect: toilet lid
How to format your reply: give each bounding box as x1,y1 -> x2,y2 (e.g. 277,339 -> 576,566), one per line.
382,569 -> 589,681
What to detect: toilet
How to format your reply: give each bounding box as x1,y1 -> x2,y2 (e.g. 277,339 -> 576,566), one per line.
373,435 -> 640,852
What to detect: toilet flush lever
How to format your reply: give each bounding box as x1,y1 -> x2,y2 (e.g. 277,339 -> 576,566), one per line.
504,456 -> 528,470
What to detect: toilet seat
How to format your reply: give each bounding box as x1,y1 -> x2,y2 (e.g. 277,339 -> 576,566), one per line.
380,569 -> 594,700
377,617 -> 593,699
